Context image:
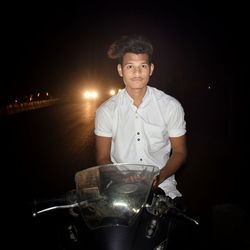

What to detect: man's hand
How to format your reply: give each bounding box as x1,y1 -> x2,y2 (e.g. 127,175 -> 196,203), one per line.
124,175 -> 147,183
152,175 -> 160,190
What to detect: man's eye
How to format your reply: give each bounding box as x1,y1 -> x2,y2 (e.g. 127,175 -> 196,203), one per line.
126,65 -> 133,69
142,64 -> 148,69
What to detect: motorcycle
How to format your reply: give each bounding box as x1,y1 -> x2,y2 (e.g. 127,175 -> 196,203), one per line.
32,164 -> 199,250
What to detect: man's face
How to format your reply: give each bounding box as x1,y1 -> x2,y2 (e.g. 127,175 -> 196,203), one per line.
117,53 -> 154,91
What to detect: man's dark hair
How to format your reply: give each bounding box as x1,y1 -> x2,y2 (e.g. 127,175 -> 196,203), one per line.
107,34 -> 153,64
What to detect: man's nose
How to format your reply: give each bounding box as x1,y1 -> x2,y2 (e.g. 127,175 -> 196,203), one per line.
133,66 -> 142,75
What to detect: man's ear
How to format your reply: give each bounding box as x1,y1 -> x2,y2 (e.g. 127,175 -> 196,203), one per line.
150,63 -> 154,76
117,64 -> 123,77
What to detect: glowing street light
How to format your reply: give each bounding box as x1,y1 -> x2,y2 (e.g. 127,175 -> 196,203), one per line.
109,89 -> 116,96
82,90 -> 98,100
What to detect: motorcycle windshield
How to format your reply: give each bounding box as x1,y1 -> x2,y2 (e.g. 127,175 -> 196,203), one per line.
75,164 -> 159,229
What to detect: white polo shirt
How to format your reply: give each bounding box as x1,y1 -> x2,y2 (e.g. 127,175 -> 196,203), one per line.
94,86 -> 186,198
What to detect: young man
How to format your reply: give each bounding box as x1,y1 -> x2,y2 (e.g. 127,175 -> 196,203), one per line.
94,35 -> 187,200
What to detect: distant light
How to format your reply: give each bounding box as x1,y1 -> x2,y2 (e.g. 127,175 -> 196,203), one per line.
46,92 -> 49,96
109,89 -> 116,96
91,91 -> 98,98
37,92 -> 40,97
82,90 -> 98,100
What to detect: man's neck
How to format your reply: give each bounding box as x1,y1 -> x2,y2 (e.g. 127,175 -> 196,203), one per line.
126,86 -> 147,108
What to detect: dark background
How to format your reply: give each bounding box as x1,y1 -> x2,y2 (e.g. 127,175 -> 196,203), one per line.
3,1 -> 248,100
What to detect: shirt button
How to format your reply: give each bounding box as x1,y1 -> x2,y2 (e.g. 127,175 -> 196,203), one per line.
140,158 -> 143,161
137,132 -> 140,135
137,138 -> 140,141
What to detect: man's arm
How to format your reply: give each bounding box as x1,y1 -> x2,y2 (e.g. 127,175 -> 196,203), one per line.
155,135 -> 187,186
95,135 -> 113,165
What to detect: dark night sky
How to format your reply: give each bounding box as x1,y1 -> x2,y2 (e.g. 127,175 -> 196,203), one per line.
2,1 -> 249,104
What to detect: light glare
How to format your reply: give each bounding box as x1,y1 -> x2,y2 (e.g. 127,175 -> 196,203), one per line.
109,89 -> 116,96
83,90 -> 98,100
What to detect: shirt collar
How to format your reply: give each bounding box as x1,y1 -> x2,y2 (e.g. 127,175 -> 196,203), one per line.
123,86 -> 151,109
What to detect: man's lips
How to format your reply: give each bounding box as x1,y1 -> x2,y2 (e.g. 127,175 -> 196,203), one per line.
131,77 -> 143,81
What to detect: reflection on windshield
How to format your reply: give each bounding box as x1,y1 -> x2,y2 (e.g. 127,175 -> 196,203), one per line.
75,164 -> 159,229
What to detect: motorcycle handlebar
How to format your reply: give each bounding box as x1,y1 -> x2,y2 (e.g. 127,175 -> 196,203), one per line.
32,203 -> 78,217
147,193 -> 199,226
168,207 -> 199,225
31,189 -> 199,226
31,190 -> 78,217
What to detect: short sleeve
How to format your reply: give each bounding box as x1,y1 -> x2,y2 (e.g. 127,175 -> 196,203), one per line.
94,107 -> 113,137
167,102 -> 186,137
